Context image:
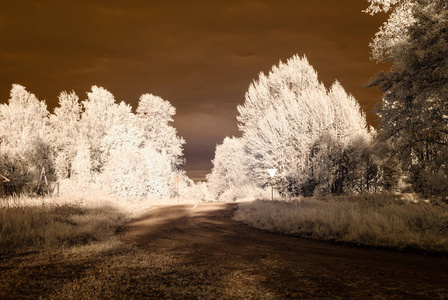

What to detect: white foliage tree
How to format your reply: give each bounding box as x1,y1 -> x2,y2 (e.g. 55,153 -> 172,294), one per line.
49,91 -> 81,179
364,0 -> 416,62
103,145 -> 172,198
238,56 -> 329,187
0,84 -> 49,151
136,94 -> 185,170
79,86 -> 119,173
234,55 -> 373,197
328,81 -> 372,144
0,85 -> 51,193
207,137 -> 252,200
1,84 -> 186,199
72,141 -> 91,184
74,87 -> 186,199
101,101 -> 145,163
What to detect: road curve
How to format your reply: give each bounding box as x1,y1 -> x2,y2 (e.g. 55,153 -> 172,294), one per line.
121,202 -> 448,299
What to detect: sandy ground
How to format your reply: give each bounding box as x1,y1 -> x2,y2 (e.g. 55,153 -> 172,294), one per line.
121,201 -> 448,299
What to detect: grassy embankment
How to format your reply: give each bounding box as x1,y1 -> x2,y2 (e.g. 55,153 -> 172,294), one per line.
234,194 -> 448,254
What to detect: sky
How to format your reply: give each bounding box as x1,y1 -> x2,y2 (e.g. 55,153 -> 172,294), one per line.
0,0 -> 390,179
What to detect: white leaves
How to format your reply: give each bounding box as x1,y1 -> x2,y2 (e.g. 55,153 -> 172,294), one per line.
72,141 -> 91,183
328,81 -> 370,143
364,0 -> 403,15
207,137 -> 251,199
136,93 -> 185,169
103,145 -> 172,198
52,91 -> 81,126
365,0 -> 416,62
1,84 -> 49,150
231,54 -> 372,196
1,84 -> 185,199
137,93 -> 176,123
81,86 -> 117,146
101,113 -> 145,163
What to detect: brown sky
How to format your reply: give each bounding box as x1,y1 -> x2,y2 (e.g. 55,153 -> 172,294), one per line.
0,0 -> 390,176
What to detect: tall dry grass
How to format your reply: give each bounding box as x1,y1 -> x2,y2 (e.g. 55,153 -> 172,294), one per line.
234,194 -> 448,253
0,195 -> 140,253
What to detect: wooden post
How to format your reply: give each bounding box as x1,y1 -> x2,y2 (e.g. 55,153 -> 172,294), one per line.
37,167 -> 50,195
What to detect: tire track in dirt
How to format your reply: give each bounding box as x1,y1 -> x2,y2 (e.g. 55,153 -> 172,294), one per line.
121,202 -> 448,299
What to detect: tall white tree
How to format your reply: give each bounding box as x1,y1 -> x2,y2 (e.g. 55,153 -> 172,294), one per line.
0,84 -> 49,151
49,91 -> 81,179
79,86 -> 119,173
234,55 -> 372,196
0,85 -> 51,193
238,56 -> 330,188
136,93 -> 185,170
207,137 -> 251,200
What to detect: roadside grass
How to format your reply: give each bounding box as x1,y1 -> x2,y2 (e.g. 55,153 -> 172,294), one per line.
0,204 -> 126,253
0,196 -> 273,299
234,194 -> 448,254
0,194 -> 140,253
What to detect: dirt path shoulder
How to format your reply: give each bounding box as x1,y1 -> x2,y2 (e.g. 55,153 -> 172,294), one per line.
121,202 -> 448,299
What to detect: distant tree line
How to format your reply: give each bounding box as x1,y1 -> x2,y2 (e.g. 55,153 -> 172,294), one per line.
0,85 -> 186,198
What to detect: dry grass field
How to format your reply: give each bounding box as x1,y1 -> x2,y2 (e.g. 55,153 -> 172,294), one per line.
234,194 -> 448,254
1,194 -> 448,298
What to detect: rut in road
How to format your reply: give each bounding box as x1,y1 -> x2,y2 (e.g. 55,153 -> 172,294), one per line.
121,202 -> 448,299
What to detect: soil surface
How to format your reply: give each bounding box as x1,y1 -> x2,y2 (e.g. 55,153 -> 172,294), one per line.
121,202 -> 448,299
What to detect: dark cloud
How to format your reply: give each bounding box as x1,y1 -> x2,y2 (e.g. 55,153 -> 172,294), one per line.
0,0 -> 389,173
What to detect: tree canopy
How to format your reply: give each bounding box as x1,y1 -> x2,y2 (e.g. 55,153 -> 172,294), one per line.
0,84 -> 186,199
366,0 -> 448,200
209,55 -> 376,199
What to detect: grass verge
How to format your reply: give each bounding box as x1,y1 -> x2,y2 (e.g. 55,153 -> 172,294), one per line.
234,194 -> 448,254
0,203 -> 126,253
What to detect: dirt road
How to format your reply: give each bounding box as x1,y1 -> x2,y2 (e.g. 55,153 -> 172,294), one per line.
121,202 -> 448,299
